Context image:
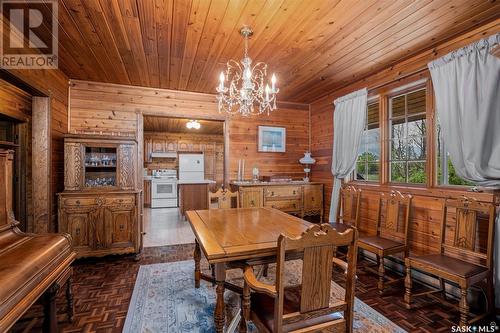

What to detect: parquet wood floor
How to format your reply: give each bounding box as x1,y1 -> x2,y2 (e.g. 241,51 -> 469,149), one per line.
10,244 -> 495,333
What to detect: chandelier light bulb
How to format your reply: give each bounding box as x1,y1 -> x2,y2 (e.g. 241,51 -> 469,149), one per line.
271,73 -> 276,91
265,84 -> 270,101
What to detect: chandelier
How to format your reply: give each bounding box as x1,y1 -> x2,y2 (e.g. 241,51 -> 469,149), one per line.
216,26 -> 279,116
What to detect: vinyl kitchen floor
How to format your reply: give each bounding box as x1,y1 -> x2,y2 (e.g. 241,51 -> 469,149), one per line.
143,207 -> 195,247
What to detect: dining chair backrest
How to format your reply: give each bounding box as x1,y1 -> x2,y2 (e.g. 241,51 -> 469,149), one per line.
376,191 -> 412,246
336,185 -> 362,227
440,196 -> 496,268
273,223 -> 358,332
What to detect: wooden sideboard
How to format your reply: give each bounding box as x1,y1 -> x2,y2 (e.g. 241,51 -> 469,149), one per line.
231,182 -> 324,221
58,135 -> 141,258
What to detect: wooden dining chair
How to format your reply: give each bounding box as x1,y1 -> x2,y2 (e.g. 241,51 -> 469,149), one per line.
330,185 -> 361,258
331,185 -> 362,233
404,196 -> 496,327
239,223 -> 358,333
208,187 -> 239,209
357,191 -> 412,294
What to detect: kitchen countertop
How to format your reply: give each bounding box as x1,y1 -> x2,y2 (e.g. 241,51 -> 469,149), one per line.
178,179 -> 216,185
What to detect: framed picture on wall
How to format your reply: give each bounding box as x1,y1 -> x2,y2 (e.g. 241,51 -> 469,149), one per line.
258,126 -> 286,152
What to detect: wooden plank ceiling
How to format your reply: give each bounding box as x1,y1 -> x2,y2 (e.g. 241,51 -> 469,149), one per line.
143,116 -> 224,135
54,0 -> 500,103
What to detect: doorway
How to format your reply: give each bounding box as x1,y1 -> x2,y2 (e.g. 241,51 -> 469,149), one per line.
141,115 -> 225,247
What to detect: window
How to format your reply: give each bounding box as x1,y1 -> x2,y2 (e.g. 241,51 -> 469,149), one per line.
389,88 -> 427,184
437,124 -> 474,186
355,100 -> 380,181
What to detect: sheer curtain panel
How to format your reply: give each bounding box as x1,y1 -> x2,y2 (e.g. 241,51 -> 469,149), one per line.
329,88 -> 367,222
428,33 -> 500,307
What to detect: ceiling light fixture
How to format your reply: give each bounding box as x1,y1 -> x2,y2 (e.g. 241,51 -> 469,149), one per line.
186,120 -> 201,130
216,26 -> 279,117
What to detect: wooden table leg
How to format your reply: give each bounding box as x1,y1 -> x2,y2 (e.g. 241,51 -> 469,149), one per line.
239,282 -> 250,333
42,283 -> 60,333
194,239 -> 201,288
214,263 -> 226,333
66,276 -> 74,322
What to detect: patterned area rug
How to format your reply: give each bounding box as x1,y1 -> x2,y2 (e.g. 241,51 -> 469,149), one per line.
124,260 -> 407,333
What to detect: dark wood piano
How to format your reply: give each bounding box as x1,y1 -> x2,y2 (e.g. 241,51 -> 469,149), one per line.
0,149 -> 76,332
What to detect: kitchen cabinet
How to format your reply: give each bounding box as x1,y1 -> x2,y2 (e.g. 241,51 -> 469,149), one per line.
143,133 -> 224,187
152,139 -> 165,152
165,140 -> 177,152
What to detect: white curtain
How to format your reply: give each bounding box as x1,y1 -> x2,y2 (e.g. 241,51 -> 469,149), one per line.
428,33 -> 500,307
329,88 -> 367,222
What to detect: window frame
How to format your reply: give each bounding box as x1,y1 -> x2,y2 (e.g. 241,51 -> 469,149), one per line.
387,85 -> 428,186
348,77 -> 472,189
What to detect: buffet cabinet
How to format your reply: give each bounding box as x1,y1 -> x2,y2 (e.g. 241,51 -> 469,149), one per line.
58,192 -> 139,258
231,183 -> 324,221
59,135 -> 141,258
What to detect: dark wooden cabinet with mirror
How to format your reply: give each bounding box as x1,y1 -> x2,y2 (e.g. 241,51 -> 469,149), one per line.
58,135 -> 141,258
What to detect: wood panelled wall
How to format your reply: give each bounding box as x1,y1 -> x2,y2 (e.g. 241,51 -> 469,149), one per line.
69,80 -> 309,183
310,19 -> 500,255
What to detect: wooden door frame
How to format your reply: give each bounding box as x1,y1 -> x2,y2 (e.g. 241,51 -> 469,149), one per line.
0,69 -> 52,233
32,96 -> 52,233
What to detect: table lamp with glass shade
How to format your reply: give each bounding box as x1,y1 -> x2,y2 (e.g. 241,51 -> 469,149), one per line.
299,152 -> 316,182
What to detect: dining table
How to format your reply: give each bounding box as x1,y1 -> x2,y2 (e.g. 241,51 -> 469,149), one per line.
186,207 -> 312,333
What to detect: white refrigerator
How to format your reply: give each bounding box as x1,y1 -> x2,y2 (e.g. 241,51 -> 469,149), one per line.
178,153 -> 205,181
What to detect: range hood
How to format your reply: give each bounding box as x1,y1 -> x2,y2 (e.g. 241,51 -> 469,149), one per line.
151,152 -> 177,159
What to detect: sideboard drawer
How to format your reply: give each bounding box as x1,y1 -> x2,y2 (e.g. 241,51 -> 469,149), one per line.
265,199 -> 301,212
106,196 -> 136,205
265,186 -> 301,199
62,197 -> 97,207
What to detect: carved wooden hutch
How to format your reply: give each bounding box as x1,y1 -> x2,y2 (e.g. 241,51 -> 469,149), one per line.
58,135 -> 141,258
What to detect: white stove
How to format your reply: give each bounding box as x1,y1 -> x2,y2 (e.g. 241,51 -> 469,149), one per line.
151,169 -> 178,208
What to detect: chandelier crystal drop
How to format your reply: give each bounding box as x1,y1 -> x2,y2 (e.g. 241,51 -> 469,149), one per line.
216,26 -> 279,117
